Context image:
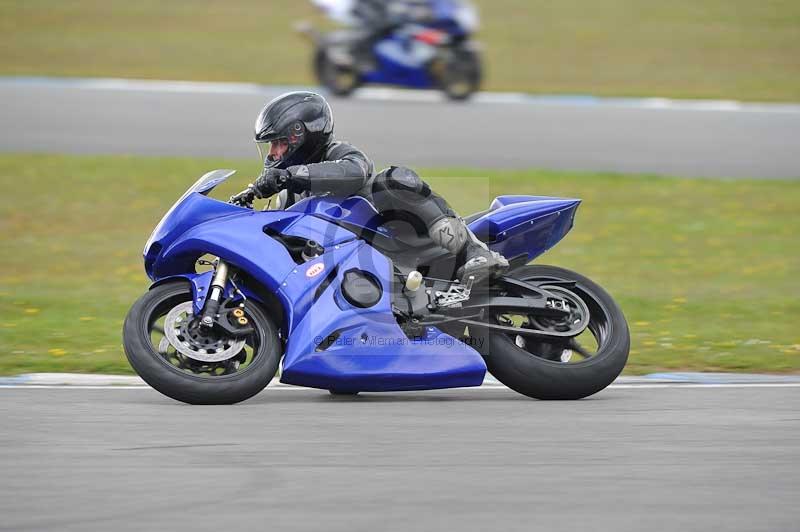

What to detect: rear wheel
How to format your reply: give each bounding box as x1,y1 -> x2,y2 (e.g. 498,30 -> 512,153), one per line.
435,48 -> 481,101
123,281 -> 281,404
470,265 -> 629,399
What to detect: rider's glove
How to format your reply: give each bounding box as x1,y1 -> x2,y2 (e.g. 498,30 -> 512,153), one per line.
230,186 -> 256,206
285,165 -> 311,193
253,168 -> 290,198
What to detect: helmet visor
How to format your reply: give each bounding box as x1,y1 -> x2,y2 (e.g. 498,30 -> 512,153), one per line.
256,138 -> 291,167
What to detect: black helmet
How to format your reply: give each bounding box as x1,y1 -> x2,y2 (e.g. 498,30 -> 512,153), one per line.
254,91 -> 334,169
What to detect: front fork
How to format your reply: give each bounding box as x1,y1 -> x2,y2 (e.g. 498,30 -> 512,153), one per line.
199,259 -> 230,330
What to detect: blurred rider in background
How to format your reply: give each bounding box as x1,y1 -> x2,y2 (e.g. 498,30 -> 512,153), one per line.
312,0 -> 437,69
238,91 -> 508,284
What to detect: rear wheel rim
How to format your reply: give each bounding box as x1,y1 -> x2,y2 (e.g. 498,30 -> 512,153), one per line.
440,54 -> 479,97
495,278 -> 613,365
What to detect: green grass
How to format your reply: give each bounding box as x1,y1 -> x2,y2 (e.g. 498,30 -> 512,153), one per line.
1,153 -> 799,375
1,0 -> 799,101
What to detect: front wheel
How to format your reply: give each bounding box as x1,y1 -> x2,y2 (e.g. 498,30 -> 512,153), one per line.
123,281 -> 281,404
470,265 -> 629,400
314,47 -> 361,97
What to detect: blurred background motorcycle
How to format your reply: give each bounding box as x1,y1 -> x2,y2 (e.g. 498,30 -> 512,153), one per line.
297,0 -> 482,99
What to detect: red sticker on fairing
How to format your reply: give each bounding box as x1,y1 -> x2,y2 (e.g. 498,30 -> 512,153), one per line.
306,262 -> 325,278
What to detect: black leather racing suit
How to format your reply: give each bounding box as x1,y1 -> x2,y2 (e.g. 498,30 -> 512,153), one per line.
286,139 -> 455,228
285,140 -> 374,198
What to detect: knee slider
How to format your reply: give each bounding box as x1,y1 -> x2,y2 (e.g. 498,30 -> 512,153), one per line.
428,216 -> 469,255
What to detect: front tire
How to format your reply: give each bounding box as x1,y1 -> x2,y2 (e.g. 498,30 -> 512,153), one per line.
471,265 -> 629,400
123,281 -> 281,405
314,47 -> 361,97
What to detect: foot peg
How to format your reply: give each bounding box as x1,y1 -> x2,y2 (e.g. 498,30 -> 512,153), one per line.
434,276 -> 475,308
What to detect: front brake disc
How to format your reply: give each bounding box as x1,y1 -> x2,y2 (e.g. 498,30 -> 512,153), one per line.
163,302 -> 246,363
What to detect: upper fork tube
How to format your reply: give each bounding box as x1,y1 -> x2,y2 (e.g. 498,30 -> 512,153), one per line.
200,260 -> 229,329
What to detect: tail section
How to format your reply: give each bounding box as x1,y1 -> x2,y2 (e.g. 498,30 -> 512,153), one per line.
466,195 -> 581,261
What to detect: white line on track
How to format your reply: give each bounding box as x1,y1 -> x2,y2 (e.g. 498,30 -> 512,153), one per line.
2,383 -> 800,391
3,76 -> 800,114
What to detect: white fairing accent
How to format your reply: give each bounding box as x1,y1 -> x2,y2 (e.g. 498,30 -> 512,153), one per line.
311,0 -> 357,25
454,2 -> 479,32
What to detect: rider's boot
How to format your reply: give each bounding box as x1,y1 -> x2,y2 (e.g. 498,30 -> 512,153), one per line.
429,216 -> 509,285
458,233 -> 510,285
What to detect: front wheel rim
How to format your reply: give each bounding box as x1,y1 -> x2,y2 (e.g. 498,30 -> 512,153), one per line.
143,291 -> 264,379
320,59 -> 358,93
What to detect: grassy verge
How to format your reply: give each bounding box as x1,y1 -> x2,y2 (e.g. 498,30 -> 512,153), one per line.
1,153 -> 798,375
0,0 -> 799,101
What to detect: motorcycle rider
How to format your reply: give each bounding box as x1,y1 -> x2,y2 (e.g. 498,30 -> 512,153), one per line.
324,0 -> 437,69
239,91 -> 508,284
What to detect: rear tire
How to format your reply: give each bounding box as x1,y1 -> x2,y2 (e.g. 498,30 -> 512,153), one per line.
437,47 -> 481,101
471,265 -> 629,400
123,281 -> 281,405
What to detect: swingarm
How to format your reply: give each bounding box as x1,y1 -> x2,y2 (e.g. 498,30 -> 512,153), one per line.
399,270 -> 587,340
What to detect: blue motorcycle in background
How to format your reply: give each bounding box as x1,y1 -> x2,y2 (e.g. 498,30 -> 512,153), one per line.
297,0 -> 482,99
123,170 -> 630,404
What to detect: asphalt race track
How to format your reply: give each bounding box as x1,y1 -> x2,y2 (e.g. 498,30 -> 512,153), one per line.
1,78 -> 799,178
1,385 -> 799,532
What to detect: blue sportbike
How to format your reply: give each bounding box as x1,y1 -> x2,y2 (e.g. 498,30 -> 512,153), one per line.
297,0 -> 482,100
123,170 -> 629,404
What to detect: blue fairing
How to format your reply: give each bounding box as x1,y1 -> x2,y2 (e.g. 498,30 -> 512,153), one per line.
366,36 -> 436,88
143,171 -> 579,391
279,240 -> 486,391
286,194 -> 384,233
358,0 -> 474,89
468,195 -> 581,261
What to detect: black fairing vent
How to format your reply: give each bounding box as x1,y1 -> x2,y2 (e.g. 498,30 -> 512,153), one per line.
341,269 -> 382,308
315,330 -> 342,352
263,227 -> 308,264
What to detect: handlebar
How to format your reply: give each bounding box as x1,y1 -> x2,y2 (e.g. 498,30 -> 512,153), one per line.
229,185 -> 256,208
